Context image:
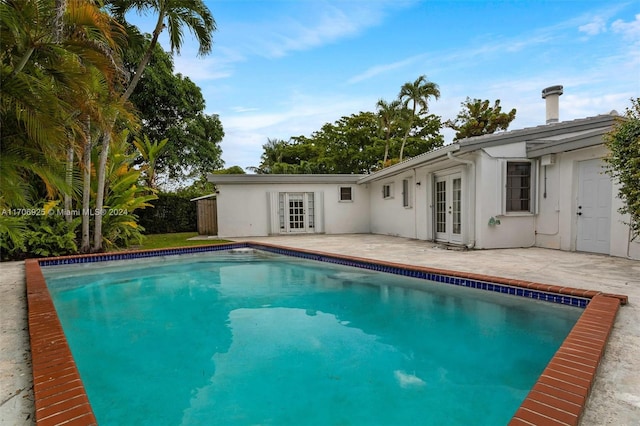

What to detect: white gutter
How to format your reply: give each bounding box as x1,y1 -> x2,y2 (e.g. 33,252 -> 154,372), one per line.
208,174 -> 364,185
413,167 -> 418,239
446,151 -> 474,167
189,194 -> 217,202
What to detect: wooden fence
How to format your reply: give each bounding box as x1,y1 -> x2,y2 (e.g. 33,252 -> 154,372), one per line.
196,198 -> 218,235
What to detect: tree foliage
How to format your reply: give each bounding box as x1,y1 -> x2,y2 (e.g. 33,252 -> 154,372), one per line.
376,98 -> 403,165
1,0 -> 134,256
252,111 -> 442,175
446,98 -> 517,140
605,98 -> 640,240
89,0 -> 217,252
173,175 -> 216,199
125,41 -> 224,182
212,166 -> 246,174
0,0 -> 220,257
252,76 -> 444,174
398,75 -> 440,160
99,131 -> 158,249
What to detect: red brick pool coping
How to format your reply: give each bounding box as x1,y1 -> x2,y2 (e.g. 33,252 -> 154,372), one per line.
26,243 -> 628,426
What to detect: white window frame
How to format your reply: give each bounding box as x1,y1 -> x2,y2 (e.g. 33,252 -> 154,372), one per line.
382,183 -> 394,199
502,160 -> 536,215
402,178 -> 412,208
338,186 -> 353,202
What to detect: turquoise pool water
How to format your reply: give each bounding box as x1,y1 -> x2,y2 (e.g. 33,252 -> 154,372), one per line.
43,250 -> 581,425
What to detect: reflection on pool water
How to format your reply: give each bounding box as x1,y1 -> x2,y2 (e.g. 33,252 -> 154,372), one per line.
43,250 -> 581,425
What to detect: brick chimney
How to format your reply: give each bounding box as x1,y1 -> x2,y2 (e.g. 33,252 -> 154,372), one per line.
541,85 -> 563,124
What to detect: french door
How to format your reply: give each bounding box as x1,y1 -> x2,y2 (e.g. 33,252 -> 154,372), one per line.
434,174 -> 462,244
279,192 -> 315,233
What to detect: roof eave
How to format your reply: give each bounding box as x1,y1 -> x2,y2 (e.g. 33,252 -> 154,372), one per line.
527,127 -> 611,157
207,173 -> 366,185
458,114 -> 617,152
357,144 -> 461,184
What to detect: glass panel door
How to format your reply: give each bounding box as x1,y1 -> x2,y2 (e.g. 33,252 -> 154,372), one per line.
452,177 -> 462,236
288,193 -> 305,231
434,174 -> 462,243
435,180 -> 447,235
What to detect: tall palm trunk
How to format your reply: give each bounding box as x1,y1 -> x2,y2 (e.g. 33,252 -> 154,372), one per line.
64,144 -> 74,222
53,0 -> 67,43
383,123 -> 393,164
92,124 -> 111,251
57,0 -> 73,223
383,142 -> 390,165
399,111 -> 415,162
92,14 -> 165,252
81,118 -> 92,253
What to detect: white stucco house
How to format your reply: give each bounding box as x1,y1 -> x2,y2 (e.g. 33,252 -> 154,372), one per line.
208,87 -> 639,260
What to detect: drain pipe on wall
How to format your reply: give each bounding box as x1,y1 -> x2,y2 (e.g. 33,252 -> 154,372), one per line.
413,167 -> 418,239
446,152 -> 476,249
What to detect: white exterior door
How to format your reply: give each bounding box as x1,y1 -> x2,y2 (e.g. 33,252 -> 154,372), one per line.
280,193 -> 315,233
577,159 -> 611,254
434,174 -> 462,244
287,193 -> 306,231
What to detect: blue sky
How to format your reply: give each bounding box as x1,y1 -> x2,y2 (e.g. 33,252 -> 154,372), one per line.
131,0 -> 639,171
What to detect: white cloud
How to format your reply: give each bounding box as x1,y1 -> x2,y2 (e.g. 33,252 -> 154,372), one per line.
611,13 -> 640,41
172,46 -> 245,81
260,6 -> 365,58
348,54 -> 426,84
231,0 -> 410,59
348,28 -> 558,84
579,17 -> 607,36
231,106 -> 259,113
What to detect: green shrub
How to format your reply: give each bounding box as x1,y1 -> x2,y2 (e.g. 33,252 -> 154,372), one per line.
605,98 -> 640,240
24,215 -> 80,257
1,212 -> 79,260
0,215 -> 27,261
137,193 -> 197,234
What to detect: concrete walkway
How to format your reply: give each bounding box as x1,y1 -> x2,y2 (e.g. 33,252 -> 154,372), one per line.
1,234 -> 638,425
0,261 -> 33,426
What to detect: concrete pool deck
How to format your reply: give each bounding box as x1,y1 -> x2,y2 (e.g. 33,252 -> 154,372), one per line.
1,234 -> 639,425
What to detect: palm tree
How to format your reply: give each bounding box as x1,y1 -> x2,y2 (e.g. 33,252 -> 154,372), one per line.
75,68 -> 136,252
92,0 -> 217,251
398,75 -> 440,161
1,0 -> 130,253
112,0 -> 216,100
255,138 -> 289,174
0,0 -> 120,204
376,98 -> 402,165
60,0 -> 129,252
133,134 -> 169,189
1,0 -> 73,168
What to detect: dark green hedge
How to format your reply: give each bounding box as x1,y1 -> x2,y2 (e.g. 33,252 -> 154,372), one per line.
138,193 -> 196,234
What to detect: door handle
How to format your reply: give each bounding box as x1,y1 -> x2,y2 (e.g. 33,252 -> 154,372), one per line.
577,212 -> 582,216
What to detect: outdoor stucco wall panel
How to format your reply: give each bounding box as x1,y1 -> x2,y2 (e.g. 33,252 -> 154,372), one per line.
216,184 -> 271,237
216,183 -> 370,238
368,178 -> 417,238
480,216 -> 537,249
535,146 -> 636,259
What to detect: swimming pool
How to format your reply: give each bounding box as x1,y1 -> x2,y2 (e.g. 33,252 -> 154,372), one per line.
27,242 -> 625,425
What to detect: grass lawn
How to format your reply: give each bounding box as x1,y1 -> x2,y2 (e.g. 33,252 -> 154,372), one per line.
132,232 -> 231,250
